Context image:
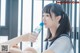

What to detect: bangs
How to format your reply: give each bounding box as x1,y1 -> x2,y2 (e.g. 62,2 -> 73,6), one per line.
42,4 -> 53,14
42,7 -> 51,14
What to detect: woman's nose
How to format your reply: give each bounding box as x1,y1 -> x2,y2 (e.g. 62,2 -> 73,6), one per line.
43,17 -> 49,21
42,17 -> 46,22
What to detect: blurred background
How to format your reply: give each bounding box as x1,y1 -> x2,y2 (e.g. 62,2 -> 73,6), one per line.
0,0 -> 80,53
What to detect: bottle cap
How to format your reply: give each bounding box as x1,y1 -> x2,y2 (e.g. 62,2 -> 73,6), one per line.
40,22 -> 44,26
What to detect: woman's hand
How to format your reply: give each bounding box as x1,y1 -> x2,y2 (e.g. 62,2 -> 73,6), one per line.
21,33 -> 38,42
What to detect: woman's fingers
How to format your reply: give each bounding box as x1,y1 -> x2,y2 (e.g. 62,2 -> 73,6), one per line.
21,33 -> 38,42
28,33 -> 37,42
28,37 -> 36,42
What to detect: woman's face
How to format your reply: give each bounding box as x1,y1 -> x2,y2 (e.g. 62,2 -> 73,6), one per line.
43,12 -> 60,28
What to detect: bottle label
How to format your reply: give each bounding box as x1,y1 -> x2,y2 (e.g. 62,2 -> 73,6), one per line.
33,27 -> 42,35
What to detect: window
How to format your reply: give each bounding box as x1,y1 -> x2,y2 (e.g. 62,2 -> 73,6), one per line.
0,36 -> 8,43
0,0 -> 6,26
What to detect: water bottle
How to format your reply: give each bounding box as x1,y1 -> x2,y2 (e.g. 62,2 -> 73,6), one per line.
33,22 -> 44,36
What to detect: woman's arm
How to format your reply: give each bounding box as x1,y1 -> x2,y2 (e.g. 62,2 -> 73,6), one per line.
0,33 -> 37,47
2,35 -> 22,47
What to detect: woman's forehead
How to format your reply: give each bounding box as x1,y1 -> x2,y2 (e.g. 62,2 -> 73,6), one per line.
43,12 -> 55,16
43,13 -> 50,15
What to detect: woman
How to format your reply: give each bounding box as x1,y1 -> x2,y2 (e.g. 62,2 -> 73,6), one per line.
24,3 -> 74,53
21,3 -> 74,53
41,3 -> 74,53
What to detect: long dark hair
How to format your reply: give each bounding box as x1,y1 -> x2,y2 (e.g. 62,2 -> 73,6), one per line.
42,3 -> 71,41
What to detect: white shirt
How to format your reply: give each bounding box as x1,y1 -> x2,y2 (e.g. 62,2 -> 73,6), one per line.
47,36 -> 74,53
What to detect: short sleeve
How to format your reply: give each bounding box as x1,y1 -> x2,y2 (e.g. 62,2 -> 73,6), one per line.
48,36 -> 73,53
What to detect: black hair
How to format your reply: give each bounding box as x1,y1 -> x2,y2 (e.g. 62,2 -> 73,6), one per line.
43,3 -> 71,41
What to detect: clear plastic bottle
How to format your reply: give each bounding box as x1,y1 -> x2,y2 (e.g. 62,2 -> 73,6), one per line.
33,22 -> 44,36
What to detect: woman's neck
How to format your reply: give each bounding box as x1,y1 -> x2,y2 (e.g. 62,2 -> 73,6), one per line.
49,24 -> 60,39
49,27 -> 57,39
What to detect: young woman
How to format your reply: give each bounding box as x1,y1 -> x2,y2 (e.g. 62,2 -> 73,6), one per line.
0,3 -> 74,53
41,3 -> 74,53
24,3 -> 74,53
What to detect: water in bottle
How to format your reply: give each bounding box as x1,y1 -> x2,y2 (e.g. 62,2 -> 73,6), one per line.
33,22 -> 44,36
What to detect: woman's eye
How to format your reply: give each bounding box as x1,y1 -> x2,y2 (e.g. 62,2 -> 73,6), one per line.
46,15 -> 49,17
42,14 -> 50,17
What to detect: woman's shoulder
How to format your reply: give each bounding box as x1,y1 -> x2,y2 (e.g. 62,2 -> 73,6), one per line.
59,34 -> 70,39
48,34 -> 73,53
49,34 -> 71,46
60,34 -> 70,38
50,34 -> 73,49
55,34 -> 70,43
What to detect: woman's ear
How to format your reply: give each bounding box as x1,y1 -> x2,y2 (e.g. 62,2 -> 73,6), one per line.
56,16 -> 61,22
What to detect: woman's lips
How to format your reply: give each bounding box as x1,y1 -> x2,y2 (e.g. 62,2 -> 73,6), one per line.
44,23 -> 46,25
